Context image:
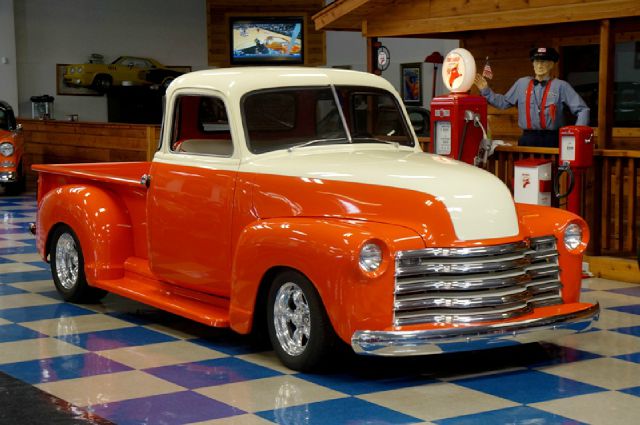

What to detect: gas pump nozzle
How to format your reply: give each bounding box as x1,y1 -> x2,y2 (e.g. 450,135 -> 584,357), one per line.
471,113 -> 491,167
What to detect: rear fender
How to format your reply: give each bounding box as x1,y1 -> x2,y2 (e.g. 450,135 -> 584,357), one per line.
229,218 -> 424,343
38,185 -> 134,281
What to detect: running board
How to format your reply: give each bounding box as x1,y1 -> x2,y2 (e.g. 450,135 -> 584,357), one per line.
93,257 -> 230,328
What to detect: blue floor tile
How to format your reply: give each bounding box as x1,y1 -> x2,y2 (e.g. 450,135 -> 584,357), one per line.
608,287 -> 640,298
612,325 -> 640,337
620,386 -> 640,398
38,290 -> 64,301
298,371 -> 435,396
0,353 -> 132,384
0,285 -> 27,295
257,397 -> 421,425
0,303 -> 95,322
0,269 -> 52,284
433,405 -> 586,425
453,369 -> 606,404
0,324 -> 45,343
609,305 -> 640,315
0,246 -> 38,255
528,345 -> 601,368
56,326 -> 177,351
144,357 -> 282,389
91,391 -> 245,425
615,352 -> 640,363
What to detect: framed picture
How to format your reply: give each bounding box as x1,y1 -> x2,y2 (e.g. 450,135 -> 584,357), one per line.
56,64 -> 101,96
401,63 -> 422,104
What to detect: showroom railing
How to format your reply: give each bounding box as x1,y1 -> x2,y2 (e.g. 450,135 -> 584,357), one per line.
487,146 -> 639,258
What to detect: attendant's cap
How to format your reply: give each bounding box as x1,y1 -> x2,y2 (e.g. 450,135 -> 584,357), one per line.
529,47 -> 559,62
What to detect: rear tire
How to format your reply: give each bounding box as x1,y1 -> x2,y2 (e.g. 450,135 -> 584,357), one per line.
50,225 -> 107,303
267,270 -> 339,371
93,74 -> 112,93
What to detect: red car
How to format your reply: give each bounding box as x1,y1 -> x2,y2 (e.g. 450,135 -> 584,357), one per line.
0,101 -> 25,195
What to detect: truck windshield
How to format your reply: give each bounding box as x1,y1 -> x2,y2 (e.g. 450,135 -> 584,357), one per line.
242,85 -> 415,154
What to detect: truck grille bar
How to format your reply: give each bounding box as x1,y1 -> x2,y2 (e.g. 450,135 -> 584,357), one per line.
394,236 -> 561,326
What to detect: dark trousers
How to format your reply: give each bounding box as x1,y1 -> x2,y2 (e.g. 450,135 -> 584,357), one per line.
519,130 -> 559,148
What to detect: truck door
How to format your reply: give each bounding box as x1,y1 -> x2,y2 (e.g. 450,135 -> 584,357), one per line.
146,93 -> 239,297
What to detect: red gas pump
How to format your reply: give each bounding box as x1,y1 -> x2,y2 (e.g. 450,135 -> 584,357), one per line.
430,48 -> 490,166
554,125 -> 594,216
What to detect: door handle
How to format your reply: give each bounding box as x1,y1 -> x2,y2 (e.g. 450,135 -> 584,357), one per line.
140,174 -> 151,188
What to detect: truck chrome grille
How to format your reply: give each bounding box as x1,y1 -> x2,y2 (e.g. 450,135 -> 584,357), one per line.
394,236 -> 561,326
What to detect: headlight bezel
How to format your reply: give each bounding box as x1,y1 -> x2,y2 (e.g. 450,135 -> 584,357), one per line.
0,142 -> 15,157
563,222 -> 584,251
359,241 -> 384,273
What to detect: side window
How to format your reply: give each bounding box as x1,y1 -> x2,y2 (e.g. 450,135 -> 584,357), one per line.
170,95 -> 233,156
0,109 -> 7,131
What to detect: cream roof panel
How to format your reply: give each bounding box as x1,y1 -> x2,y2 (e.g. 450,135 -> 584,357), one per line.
167,67 -> 396,98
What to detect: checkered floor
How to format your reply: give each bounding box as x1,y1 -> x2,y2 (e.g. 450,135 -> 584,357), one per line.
1,194 -> 640,425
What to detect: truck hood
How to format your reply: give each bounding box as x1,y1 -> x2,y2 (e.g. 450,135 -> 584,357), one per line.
244,145 -> 519,241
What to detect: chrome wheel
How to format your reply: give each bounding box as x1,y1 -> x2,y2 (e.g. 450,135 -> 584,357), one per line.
55,233 -> 79,290
273,282 -> 311,356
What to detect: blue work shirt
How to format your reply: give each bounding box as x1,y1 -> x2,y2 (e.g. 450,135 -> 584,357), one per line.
480,77 -> 590,130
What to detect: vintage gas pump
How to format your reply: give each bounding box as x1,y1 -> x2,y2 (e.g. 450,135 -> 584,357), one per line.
554,125 -> 594,216
430,48 -> 491,166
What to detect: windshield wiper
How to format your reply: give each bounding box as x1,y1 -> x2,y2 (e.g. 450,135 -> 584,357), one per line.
287,138 -> 348,152
351,137 -> 400,147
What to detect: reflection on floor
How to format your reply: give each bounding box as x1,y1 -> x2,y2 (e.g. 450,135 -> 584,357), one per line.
1,194 -> 640,425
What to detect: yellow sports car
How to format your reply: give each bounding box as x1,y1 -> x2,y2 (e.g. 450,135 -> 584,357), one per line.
63,56 -> 183,93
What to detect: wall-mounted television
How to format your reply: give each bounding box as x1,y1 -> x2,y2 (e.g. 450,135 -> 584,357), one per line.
230,16 -> 304,65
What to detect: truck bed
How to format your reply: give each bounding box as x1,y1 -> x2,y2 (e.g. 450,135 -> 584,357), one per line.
32,162 -> 151,187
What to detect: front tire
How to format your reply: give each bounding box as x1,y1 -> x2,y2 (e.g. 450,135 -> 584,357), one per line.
50,225 -> 106,303
267,270 -> 339,371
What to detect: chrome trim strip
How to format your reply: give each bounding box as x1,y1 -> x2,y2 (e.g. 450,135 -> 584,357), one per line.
396,255 -> 530,276
396,241 -> 528,259
353,303 -> 600,356
394,303 -> 532,325
395,287 -> 531,310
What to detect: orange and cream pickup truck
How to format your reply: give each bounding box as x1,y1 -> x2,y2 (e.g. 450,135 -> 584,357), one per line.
33,68 -> 599,371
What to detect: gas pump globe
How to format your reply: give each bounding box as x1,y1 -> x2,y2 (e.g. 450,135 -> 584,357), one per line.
430,49 -> 492,166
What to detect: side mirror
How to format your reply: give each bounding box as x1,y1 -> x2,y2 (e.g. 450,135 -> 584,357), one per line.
15,123 -> 23,132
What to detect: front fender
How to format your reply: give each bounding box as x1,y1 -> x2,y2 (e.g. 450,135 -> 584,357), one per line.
517,203 -> 590,303
37,184 -> 134,281
229,218 -> 424,343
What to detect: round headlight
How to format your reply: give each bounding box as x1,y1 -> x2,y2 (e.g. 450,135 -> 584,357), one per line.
68,67 -> 75,74
359,242 -> 383,272
77,66 -> 83,73
564,223 -> 583,250
0,142 -> 14,157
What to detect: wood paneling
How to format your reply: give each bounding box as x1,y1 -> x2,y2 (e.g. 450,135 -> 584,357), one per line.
19,119 -> 160,188
207,0 -> 326,68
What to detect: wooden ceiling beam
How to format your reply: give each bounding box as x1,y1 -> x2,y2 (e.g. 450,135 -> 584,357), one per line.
363,0 -> 640,37
313,0 -> 372,30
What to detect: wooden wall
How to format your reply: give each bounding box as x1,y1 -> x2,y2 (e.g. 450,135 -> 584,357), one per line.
18,119 -> 160,187
207,0 -> 326,68
462,19 -> 640,150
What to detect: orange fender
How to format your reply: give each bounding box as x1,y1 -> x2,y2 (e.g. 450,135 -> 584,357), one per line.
228,217 -> 424,343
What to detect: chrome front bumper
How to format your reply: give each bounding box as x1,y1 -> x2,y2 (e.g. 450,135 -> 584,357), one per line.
352,303 -> 599,356
0,171 -> 17,183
